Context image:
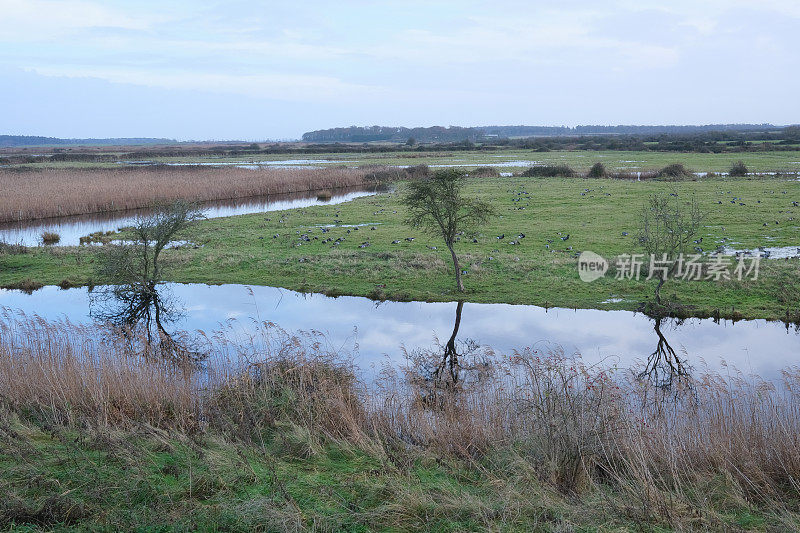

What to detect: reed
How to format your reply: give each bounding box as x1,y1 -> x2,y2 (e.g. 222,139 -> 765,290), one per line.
40,231 -> 60,245
0,165 -> 396,223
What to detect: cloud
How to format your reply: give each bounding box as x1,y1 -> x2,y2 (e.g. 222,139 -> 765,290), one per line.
0,0 -> 797,137
0,0 -> 160,40
26,65 -> 387,101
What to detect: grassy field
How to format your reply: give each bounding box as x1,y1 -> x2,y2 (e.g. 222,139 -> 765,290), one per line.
3,174 -> 799,320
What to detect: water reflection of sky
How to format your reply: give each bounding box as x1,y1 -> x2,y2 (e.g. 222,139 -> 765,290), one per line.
0,189 -> 376,247
1,283 -> 797,380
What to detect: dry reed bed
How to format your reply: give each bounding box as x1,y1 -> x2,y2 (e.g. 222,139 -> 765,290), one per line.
1,312 -> 799,520
0,166 -> 395,223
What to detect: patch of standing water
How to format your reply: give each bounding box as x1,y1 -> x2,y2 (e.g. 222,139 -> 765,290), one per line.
118,159 -> 357,169
429,160 -> 543,168
0,283 -> 798,381
719,245 -> 800,259
0,187 -> 380,247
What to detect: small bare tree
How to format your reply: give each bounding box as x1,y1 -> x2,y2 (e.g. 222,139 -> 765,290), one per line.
403,169 -> 493,292
102,200 -> 205,287
636,192 -> 703,309
93,201 -> 205,361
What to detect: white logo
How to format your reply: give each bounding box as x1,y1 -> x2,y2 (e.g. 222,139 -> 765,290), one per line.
578,251 -> 608,282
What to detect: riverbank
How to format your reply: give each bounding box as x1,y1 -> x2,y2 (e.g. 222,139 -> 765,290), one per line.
1,313 -> 798,531
2,175 -> 799,321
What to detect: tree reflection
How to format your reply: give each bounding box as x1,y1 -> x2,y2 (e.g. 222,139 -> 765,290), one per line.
89,201 -> 206,364
404,300 -> 495,411
637,316 -> 691,392
89,282 -> 204,364
433,300 -> 464,384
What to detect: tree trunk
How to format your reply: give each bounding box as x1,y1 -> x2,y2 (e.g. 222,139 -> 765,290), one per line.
448,244 -> 464,292
655,277 -> 665,305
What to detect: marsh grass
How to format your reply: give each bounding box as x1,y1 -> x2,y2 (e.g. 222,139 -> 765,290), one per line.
40,231 -> 60,245
0,165 -> 394,223
1,312 -> 799,529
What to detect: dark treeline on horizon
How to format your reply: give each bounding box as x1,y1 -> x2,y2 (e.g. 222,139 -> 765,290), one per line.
3,125 -> 800,156
0,135 -> 176,148
302,124 -> 785,143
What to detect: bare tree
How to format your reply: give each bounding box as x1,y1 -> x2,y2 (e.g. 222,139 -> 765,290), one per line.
92,201 -> 205,362
403,169 -> 493,292
100,200 -> 204,287
636,192 -> 703,309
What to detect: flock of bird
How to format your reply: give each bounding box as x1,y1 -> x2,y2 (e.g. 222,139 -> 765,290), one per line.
258,183 -> 798,263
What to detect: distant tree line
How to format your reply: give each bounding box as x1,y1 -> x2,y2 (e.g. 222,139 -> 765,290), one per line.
2,126 -> 799,164
301,124 -> 784,143
0,135 -> 175,148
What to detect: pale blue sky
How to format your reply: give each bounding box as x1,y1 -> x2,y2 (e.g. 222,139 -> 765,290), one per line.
1,0 -> 798,140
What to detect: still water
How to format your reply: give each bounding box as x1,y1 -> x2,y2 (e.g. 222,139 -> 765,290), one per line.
0,187 -> 378,247
1,283 -> 797,379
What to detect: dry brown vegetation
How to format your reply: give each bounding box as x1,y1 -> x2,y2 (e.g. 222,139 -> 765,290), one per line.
1,312 -> 799,528
0,165 -> 407,223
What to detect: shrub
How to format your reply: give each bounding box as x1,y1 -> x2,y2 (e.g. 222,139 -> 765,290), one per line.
41,231 -> 61,245
729,160 -> 749,176
404,164 -> 431,180
520,164 -> 575,178
587,162 -> 607,178
656,163 -> 693,180
469,166 -> 500,178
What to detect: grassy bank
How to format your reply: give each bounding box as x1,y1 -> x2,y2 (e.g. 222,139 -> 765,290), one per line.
1,314 -> 799,531
3,174 -> 799,320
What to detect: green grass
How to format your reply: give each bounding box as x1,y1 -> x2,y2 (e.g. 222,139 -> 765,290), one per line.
3,175 -> 800,320
0,409 -> 789,531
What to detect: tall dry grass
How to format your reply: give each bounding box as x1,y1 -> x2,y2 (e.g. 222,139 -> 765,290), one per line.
0,165 -> 403,223
0,310 -> 198,429
1,311 -> 799,523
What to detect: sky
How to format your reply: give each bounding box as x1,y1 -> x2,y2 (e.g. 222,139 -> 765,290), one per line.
1,0 -> 798,140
